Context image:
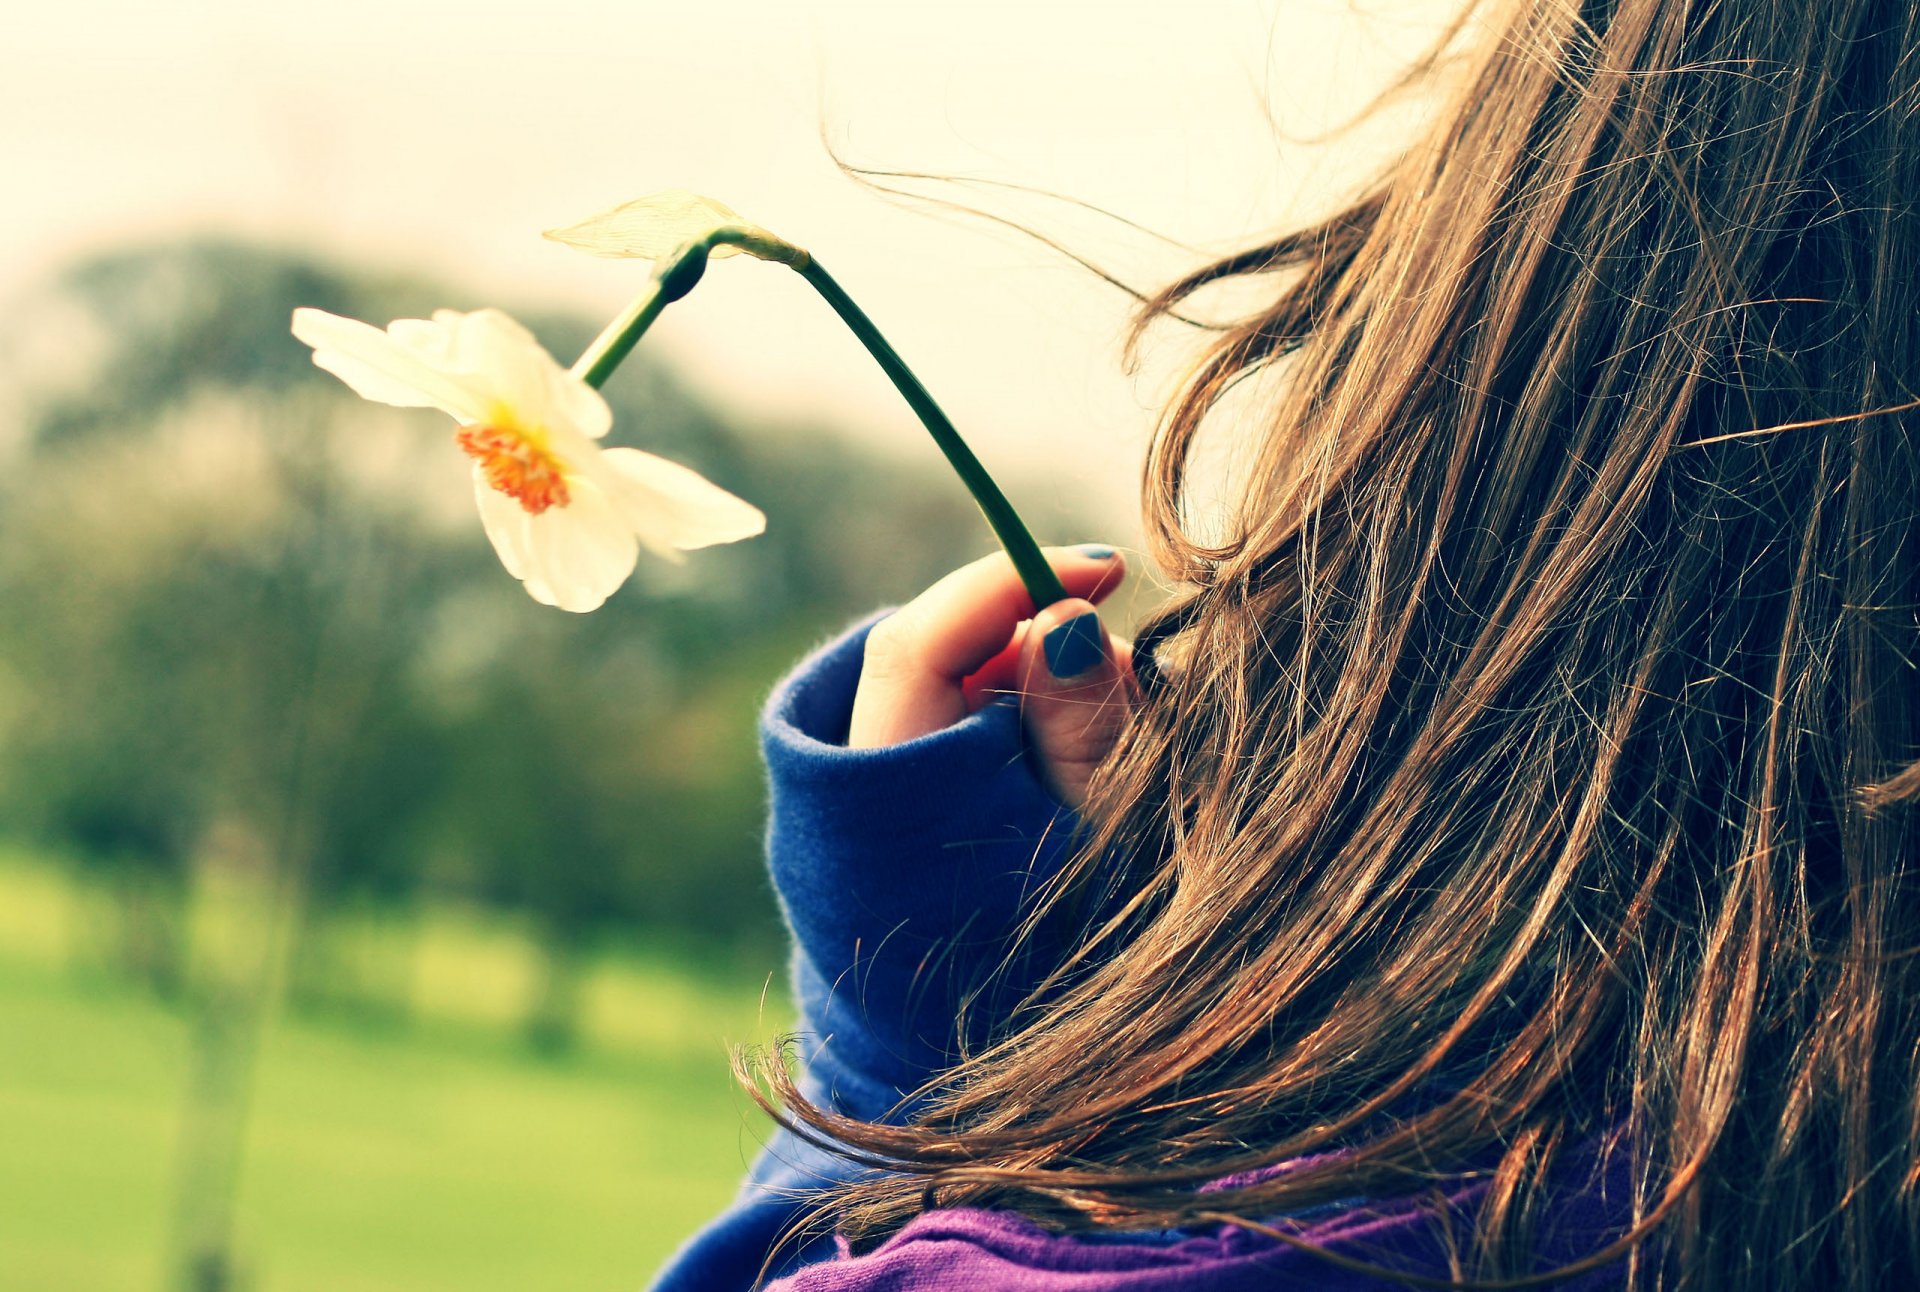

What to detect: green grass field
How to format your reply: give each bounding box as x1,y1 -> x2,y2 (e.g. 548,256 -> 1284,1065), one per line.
0,857 -> 791,1292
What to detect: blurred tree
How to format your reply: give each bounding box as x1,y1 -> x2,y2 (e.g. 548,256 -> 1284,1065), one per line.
0,237 -> 1088,1007
0,236 -> 1098,1290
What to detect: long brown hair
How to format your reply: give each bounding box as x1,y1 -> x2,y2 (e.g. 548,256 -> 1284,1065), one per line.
756,0 -> 1920,1283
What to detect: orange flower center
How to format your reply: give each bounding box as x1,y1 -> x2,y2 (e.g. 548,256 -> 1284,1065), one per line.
455,424 -> 571,515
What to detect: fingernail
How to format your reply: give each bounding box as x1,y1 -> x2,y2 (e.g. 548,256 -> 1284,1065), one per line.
1044,612 -> 1106,679
1076,544 -> 1116,560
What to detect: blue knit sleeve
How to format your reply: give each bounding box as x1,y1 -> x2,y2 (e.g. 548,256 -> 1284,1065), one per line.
648,613 -> 1083,1290
761,612 -> 1082,1114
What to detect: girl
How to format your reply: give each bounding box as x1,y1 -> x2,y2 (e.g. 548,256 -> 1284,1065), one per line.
658,0 -> 1920,1285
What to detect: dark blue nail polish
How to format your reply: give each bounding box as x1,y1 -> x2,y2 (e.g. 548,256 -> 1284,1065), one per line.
1076,543 -> 1116,560
1044,612 -> 1105,679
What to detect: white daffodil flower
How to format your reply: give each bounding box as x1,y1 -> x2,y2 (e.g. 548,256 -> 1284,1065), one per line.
291,306 -> 764,613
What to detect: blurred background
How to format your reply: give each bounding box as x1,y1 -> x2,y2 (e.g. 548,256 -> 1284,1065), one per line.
0,1 -> 1452,1288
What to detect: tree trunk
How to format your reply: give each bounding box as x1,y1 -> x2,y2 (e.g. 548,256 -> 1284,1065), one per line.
524,921 -> 589,1056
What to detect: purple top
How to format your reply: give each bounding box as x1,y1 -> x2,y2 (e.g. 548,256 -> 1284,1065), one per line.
772,1138 -> 1633,1289
652,616 -> 1632,1290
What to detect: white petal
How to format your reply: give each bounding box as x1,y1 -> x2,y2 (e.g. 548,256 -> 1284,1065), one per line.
449,309 -> 546,399
453,309 -> 612,441
291,308 -> 489,421
388,316 -> 462,368
597,447 -> 766,553
472,466 -> 534,581
518,475 -> 642,613
547,371 -> 614,442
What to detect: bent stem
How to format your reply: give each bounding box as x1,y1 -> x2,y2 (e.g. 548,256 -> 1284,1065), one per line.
568,234 -> 1068,610
570,280 -> 670,391
792,259 -> 1067,609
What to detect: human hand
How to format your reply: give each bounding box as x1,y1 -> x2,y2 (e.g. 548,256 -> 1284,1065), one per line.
849,545 -> 1138,808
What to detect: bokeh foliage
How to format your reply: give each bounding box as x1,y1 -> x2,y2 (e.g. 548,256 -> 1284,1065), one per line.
0,238 -> 1078,1044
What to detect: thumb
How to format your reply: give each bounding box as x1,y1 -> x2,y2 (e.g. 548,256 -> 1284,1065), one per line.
1015,598 -> 1139,809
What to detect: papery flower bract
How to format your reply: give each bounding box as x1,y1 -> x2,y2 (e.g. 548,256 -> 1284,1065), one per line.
544,189 -> 752,260
543,189 -> 807,268
291,306 -> 763,612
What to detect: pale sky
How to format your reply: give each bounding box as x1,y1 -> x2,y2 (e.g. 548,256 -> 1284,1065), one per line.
2,0 -> 1457,522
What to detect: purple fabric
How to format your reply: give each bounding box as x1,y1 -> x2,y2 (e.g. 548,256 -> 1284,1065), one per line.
769,1133 -> 1634,1290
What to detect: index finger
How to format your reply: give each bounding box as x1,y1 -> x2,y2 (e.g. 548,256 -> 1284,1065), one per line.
850,546 -> 1126,748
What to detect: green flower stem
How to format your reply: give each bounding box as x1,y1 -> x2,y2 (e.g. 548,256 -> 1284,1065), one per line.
568,233 -> 1068,610
792,258 -> 1067,609
570,279 -> 670,390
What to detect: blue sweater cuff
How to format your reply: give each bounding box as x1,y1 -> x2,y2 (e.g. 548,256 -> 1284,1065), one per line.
761,613 -> 1081,1112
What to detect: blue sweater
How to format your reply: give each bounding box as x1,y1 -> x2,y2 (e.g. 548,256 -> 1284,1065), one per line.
650,617 -> 1632,1290
649,615 -> 1083,1289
